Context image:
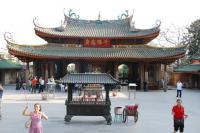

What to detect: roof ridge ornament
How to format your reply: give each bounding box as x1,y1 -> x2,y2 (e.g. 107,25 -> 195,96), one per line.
118,10 -> 129,20
130,21 -> 136,31
129,9 -> 135,31
56,20 -> 66,32
61,20 -> 67,28
98,11 -> 101,21
4,32 -> 15,43
64,9 -> 80,21
154,20 -> 161,29
128,9 -> 134,22
33,17 -> 41,28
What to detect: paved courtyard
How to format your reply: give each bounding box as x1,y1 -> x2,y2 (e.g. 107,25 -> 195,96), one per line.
0,85 -> 200,133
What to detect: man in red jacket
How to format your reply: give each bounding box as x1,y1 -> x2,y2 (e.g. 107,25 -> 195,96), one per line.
31,76 -> 37,94
172,99 -> 188,133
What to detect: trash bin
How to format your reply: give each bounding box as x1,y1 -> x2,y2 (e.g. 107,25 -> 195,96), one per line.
143,81 -> 148,91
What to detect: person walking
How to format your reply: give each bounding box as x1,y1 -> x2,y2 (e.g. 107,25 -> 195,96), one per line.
39,77 -> 44,93
22,103 -> 48,133
19,78 -> 26,90
31,77 -> 37,94
0,83 -> 3,119
16,77 -> 20,90
172,98 -> 188,133
176,80 -> 183,97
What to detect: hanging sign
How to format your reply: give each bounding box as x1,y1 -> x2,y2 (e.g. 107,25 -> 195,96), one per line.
84,38 -> 111,47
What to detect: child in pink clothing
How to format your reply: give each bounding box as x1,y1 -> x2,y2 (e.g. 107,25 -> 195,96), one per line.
23,103 -> 48,133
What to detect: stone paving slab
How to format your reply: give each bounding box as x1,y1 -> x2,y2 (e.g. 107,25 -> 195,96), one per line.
0,85 -> 200,133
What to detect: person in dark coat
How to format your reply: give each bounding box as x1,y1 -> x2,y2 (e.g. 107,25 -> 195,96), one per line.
0,83 -> 4,119
16,77 -> 20,90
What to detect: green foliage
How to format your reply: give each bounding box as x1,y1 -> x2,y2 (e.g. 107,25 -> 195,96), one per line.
118,64 -> 129,78
183,19 -> 200,61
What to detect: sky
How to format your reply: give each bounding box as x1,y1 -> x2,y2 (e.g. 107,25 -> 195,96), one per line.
0,0 -> 200,51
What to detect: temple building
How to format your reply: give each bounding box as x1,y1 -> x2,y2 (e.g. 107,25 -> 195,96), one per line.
173,53 -> 200,89
0,59 -> 22,84
4,10 -> 186,90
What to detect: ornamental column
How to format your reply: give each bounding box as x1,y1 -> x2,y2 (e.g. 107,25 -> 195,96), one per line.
144,63 -> 149,91
139,63 -> 144,90
114,63 -> 119,80
25,61 -> 29,88
163,64 -> 168,91
45,63 -> 48,82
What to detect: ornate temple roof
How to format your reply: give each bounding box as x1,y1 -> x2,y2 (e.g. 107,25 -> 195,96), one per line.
35,19 -> 160,39
62,73 -> 119,84
4,10 -> 184,64
5,36 -> 185,63
33,11 -> 160,39
174,64 -> 200,73
192,53 -> 200,60
0,59 -> 22,69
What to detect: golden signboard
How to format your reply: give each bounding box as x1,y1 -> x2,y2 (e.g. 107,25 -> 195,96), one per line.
84,38 -> 111,47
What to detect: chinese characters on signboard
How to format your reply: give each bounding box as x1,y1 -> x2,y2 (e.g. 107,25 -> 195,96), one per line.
84,38 -> 111,47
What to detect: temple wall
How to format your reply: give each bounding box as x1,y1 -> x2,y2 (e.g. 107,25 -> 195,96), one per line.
0,70 -> 18,85
171,73 -> 200,89
171,73 -> 192,88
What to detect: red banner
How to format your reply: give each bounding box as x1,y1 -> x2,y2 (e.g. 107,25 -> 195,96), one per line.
84,38 -> 111,47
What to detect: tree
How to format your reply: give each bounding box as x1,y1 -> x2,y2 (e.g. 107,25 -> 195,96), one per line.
183,19 -> 200,60
118,64 -> 129,83
150,25 -> 188,65
151,24 -> 187,47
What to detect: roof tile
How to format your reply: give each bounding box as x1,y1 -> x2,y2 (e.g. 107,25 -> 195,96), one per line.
62,73 -> 119,84
35,19 -> 159,38
7,43 -> 185,60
